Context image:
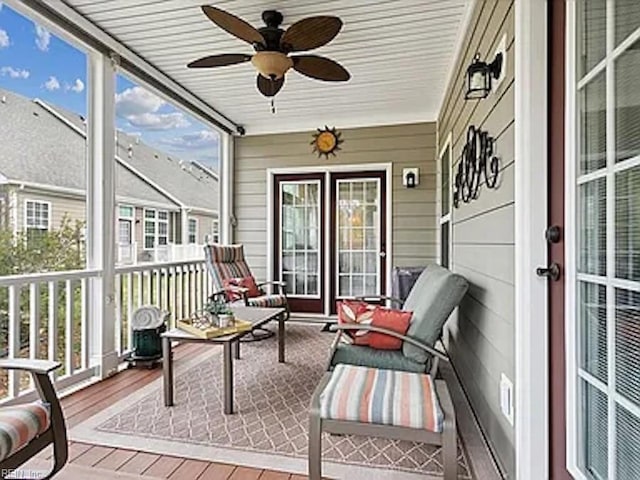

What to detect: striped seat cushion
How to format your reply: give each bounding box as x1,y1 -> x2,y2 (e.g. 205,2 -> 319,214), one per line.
0,402 -> 51,461
246,294 -> 287,308
319,364 -> 443,432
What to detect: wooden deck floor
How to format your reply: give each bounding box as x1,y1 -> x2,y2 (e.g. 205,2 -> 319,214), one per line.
31,342 -> 311,480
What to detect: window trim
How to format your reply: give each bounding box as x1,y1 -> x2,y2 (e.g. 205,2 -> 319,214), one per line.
566,4 -> 640,478
437,132 -> 453,268
24,199 -> 52,232
187,217 -> 198,244
143,208 -> 169,250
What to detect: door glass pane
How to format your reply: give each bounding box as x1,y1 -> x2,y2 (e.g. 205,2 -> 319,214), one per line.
616,167 -> 640,281
280,181 -> 320,296
580,73 -> 607,174
580,381 -> 609,479
615,39 -> 640,162
336,179 -> 380,298
579,179 -> 607,276
578,0 -> 606,76
615,289 -> 640,407
579,282 -> 608,383
615,0 -> 640,46
616,404 -> 640,480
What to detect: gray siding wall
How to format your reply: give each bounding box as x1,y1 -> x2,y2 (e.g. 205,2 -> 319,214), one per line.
437,0 -> 515,476
233,123 -> 438,282
15,190 -> 86,231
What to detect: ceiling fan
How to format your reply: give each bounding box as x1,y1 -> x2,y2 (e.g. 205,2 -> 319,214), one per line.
187,6 -> 351,100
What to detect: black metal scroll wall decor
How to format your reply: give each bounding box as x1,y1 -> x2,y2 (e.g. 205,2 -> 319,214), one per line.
453,125 -> 500,208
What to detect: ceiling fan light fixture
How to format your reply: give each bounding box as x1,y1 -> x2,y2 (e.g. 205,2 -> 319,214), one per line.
251,51 -> 293,80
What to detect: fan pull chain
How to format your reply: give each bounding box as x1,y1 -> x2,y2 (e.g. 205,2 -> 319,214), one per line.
271,97 -> 276,114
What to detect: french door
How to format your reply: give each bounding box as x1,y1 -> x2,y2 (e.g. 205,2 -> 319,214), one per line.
565,2 -> 640,479
273,171 -> 387,315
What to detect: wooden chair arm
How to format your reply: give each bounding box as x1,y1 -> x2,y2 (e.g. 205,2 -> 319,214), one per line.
330,324 -> 449,362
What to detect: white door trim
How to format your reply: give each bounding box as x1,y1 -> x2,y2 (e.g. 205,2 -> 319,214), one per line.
514,1 -> 549,479
266,163 -> 393,316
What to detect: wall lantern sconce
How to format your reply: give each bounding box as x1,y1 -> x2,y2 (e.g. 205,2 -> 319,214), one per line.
402,168 -> 419,188
465,52 -> 503,100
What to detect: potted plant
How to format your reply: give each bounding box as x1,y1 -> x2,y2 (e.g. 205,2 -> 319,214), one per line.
204,299 -> 234,328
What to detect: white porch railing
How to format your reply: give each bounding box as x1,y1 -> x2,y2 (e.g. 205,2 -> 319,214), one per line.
117,243 -> 206,266
0,259 -> 214,402
114,259 -> 213,358
0,269 -> 101,402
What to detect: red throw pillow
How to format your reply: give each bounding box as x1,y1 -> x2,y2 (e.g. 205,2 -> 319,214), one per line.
367,307 -> 412,350
223,276 -> 261,302
336,300 -> 375,345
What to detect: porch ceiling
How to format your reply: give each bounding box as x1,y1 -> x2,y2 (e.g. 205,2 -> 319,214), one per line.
62,0 -> 472,135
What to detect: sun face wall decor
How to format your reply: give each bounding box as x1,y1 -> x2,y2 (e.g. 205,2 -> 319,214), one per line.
311,126 -> 343,158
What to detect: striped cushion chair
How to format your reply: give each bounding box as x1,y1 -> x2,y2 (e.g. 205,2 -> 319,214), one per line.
0,360 -> 67,479
309,364 -> 457,480
204,244 -> 290,333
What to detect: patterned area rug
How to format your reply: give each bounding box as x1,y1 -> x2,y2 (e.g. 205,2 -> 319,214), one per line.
71,324 -> 471,479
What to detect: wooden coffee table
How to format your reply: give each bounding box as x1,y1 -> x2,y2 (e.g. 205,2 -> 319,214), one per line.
162,306 -> 287,414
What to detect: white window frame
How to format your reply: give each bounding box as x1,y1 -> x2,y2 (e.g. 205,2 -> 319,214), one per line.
143,208 -> 169,250
117,204 -> 134,245
279,179 -> 322,299
187,217 -> 198,244
334,177 -> 381,300
24,199 -> 51,232
437,132 -> 453,268
566,3 -> 640,479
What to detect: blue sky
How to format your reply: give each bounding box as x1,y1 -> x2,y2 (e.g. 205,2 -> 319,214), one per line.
0,2 -> 220,170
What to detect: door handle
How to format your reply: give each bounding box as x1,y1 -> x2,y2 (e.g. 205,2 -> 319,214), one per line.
536,262 -> 561,281
379,251 -> 386,258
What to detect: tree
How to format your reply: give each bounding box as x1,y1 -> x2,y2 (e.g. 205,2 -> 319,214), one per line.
0,216 -> 86,395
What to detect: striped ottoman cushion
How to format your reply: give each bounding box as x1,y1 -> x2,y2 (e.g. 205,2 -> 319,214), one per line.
319,364 -> 443,432
0,402 -> 51,461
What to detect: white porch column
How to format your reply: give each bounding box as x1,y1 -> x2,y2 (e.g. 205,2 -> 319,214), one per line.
220,132 -> 235,244
86,52 -> 118,379
181,207 -> 190,245
515,0 -> 549,479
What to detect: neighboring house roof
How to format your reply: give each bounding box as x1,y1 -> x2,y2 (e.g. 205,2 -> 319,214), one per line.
0,88 -> 218,213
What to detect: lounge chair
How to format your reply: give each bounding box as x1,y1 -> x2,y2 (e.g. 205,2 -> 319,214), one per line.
327,264 -> 468,375
204,243 -> 290,340
0,359 -> 67,479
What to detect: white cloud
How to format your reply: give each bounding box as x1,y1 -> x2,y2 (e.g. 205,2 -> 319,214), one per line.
35,25 -> 51,51
0,29 -> 9,48
115,86 -> 190,131
160,130 -> 219,150
0,66 -> 30,79
0,3 -> 3,11
66,78 -> 85,93
125,112 -> 190,130
43,76 -> 60,91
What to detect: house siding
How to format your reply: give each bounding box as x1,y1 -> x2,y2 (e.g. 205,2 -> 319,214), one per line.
437,0 -> 515,477
16,190 -> 86,232
233,123 -> 438,283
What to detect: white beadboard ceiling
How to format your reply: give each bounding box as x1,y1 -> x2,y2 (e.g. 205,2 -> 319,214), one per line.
64,0 -> 472,135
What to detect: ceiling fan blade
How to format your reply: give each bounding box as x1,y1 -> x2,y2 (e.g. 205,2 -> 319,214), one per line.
280,16 -> 342,52
256,74 -> 284,97
187,53 -> 252,68
292,55 -> 350,82
201,5 -> 265,45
